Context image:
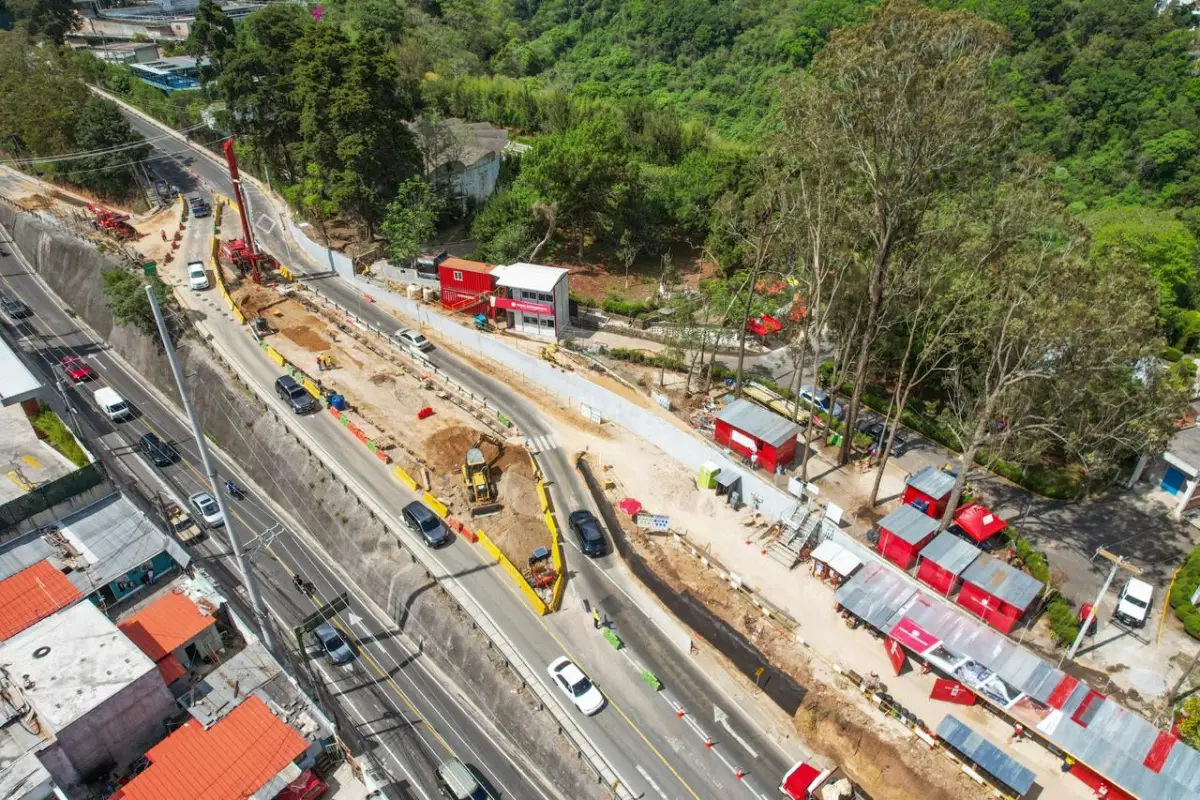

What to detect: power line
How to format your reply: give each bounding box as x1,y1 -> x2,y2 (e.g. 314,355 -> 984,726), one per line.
0,122 -> 211,167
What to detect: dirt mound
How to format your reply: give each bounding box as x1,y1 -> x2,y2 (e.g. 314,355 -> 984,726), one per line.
280,324 -> 330,352
422,424 -> 481,475
369,372 -> 394,386
498,468 -> 539,515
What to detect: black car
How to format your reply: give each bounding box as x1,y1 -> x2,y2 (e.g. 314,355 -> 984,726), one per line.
139,432 -> 178,467
188,196 -> 211,218
568,509 -> 607,558
275,375 -> 317,414
0,294 -> 31,319
402,501 -> 449,547
858,421 -> 908,458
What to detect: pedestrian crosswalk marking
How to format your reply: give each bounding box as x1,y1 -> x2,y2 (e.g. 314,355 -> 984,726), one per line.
527,434 -> 557,453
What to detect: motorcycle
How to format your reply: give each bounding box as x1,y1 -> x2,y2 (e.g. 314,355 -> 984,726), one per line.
225,481 -> 245,501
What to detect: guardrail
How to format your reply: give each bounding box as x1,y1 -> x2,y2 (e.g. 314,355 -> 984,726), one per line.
208,198 -> 244,324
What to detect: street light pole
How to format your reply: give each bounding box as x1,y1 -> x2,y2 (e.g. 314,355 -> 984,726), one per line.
144,286 -> 281,657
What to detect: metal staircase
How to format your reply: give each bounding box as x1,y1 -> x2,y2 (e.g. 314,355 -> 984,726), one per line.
767,504 -> 825,570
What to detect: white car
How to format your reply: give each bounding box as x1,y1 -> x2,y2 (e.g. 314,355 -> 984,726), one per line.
188,491 -> 224,527
798,385 -> 844,419
392,328 -> 433,354
1114,578 -> 1154,628
187,261 -> 209,290
547,656 -> 604,715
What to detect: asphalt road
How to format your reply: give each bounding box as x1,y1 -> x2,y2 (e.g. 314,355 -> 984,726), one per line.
0,221 -> 559,800
114,106 -> 803,799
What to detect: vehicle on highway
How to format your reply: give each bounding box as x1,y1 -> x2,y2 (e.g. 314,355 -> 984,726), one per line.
434,758 -> 488,800
139,432 -> 178,467
0,294 -> 32,320
362,758 -> 392,799
94,386 -> 133,421
188,196 -> 211,217
401,501 -> 449,547
798,385 -> 844,420
547,656 -> 604,715
59,355 -> 97,383
186,260 -> 209,290
188,491 -> 225,528
567,509 -> 607,557
1114,578 -> 1154,628
313,621 -> 354,665
858,420 -> 908,457
275,375 -> 317,414
391,327 -> 433,354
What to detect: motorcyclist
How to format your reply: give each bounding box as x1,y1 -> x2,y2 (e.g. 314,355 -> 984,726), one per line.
225,480 -> 240,497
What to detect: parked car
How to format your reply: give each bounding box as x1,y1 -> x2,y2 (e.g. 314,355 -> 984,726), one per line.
0,294 -> 31,320
946,524 -> 1004,553
189,491 -> 224,527
547,656 -> 604,715
139,432 -> 178,467
858,421 -> 908,457
568,509 -> 607,558
798,385 -> 844,420
275,375 -> 317,414
188,196 -> 211,217
60,355 -> 97,383
186,261 -> 209,290
401,501 -> 449,547
313,621 -> 354,665
1114,578 -> 1154,628
391,327 -> 433,354
434,759 -> 488,800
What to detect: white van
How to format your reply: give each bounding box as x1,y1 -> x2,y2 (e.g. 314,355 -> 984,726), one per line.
94,387 -> 132,421
186,261 -> 209,290
1114,578 -> 1154,628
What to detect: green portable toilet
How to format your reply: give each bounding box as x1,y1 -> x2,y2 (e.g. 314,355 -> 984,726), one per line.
698,461 -> 721,489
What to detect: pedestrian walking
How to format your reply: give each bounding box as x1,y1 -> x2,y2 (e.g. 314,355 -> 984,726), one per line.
160,230 -> 167,242
592,609 -> 602,629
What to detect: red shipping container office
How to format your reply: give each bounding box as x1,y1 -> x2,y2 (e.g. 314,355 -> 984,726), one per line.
956,554 -> 1044,634
438,258 -> 495,315
875,504 -> 940,570
713,399 -> 801,473
915,531 -> 980,596
902,465 -> 957,519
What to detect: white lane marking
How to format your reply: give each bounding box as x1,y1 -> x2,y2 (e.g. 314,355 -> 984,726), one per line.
715,705 -> 759,759
90,355 -> 104,369
636,764 -> 670,800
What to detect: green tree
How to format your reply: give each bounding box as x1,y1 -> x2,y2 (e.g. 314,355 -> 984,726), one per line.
186,0 -> 234,85
64,97 -> 149,199
380,179 -> 441,264
101,268 -> 178,341
7,0 -> 77,42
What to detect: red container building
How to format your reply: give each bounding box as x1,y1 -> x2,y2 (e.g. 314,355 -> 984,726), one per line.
875,504 -> 940,570
915,531 -> 980,596
956,554 -> 1044,634
952,503 -> 1008,551
713,399 -> 801,473
902,465 -> 957,519
438,257 -> 495,315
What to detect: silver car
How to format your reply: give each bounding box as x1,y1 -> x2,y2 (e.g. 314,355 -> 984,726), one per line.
314,621 -> 354,665
188,491 -> 224,527
392,328 -> 433,354
798,385 -> 844,419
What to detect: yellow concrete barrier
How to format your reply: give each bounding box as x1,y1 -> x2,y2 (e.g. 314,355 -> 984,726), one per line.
537,481 -> 551,513
265,346 -> 285,367
478,530 -> 549,616
422,493 -> 448,518
393,467 -> 418,491
301,378 -> 321,399
279,265 -> 293,281
544,509 -> 565,612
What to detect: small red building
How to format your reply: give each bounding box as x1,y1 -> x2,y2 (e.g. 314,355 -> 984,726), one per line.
875,504 -> 940,570
952,503 -> 1008,551
902,466 -> 957,518
438,257 -> 495,315
915,531 -> 980,596
957,554 -> 1044,634
714,399 -> 801,473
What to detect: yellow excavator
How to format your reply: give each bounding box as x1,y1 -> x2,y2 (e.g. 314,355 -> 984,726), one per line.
462,445 -> 501,517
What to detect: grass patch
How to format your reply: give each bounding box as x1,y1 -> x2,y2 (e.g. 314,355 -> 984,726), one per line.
29,407 -> 89,468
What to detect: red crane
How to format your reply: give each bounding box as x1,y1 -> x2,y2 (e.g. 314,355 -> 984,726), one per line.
220,139 -> 276,284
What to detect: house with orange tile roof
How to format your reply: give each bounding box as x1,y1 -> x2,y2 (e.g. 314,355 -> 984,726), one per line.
0,559 -> 81,641
118,590 -> 222,687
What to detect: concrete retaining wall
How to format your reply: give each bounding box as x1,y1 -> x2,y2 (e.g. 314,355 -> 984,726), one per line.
0,205 -> 608,799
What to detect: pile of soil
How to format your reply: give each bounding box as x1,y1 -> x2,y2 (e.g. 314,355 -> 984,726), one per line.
422,424 -> 481,475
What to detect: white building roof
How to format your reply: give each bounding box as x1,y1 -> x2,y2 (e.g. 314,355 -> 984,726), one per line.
492,262 -> 568,293
0,339 -> 42,407
0,601 -> 156,733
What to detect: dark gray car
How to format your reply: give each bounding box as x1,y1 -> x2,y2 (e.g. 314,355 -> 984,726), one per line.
402,501 -> 449,547
313,621 -> 354,665
139,432 -> 178,467
275,375 -> 317,414
858,421 -> 908,457
0,294 -> 31,319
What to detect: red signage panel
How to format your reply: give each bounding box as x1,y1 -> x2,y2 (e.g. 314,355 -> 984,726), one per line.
930,679 -> 977,706
885,637 -> 908,676
890,616 -> 939,654
492,296 -> 553,316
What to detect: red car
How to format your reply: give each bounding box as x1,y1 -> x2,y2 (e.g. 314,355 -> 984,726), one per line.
60,355 -> 96,382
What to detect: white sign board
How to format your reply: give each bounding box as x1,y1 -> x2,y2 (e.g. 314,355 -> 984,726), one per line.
824,502 -> 843,527
730,429 -> 758,451
651,514 -> 670,531
787,476 -> 806,499
579,403 -> 603,425
651,391 -> 672,411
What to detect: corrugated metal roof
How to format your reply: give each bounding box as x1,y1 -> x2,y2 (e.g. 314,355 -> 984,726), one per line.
878,503 -> 940,545
960,555 -> 1043,611
715,399 -> 802,448
919,532 -> 980,575
906,465 -> 957,499
937,715 -> 1036,796
0,560 -> 81,641
492,262 -> 569,293
0,531 -> 55,581
834,561 -> 917,630
118,591 -> 216,662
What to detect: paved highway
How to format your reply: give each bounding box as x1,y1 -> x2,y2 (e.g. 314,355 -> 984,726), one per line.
0,219 -> 561,800
119,102 -> 801,800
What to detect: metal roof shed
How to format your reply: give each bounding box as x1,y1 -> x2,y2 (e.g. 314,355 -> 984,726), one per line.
713,399 -> 801,473
937,715 -> 1036,796
957,554 -> 1043,634
916,531 -> 980,596
876,503 -> 940,570
903,466 -> 957,518
834,561 -> 917,630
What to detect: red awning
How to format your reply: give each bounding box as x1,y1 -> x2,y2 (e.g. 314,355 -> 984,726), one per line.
890,616 -> 940,654
618,498 -> 642,516
276,769 -> 327,800
953,503 -> 1007,542
884,637 -> 908,676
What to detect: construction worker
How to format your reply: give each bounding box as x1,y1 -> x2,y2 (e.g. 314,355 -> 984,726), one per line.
592,609 -> 602,630
160,230 -> 167,242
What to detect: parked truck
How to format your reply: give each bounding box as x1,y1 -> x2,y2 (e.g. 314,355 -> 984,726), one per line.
780,760 -> 862,800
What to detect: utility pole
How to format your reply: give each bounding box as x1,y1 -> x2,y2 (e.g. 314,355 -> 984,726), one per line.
145,286 -> 281,656
1062,548 -> 1141,665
